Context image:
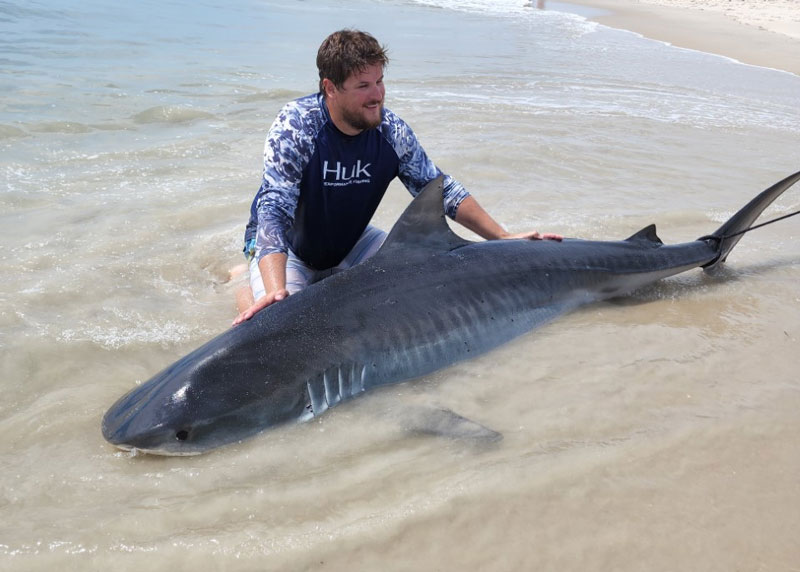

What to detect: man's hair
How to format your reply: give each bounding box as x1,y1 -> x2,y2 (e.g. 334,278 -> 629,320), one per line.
317,30 -> 389,93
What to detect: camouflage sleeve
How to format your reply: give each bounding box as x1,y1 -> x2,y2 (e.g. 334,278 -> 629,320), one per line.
382,109 -> 470,219
254,97 -> 324,261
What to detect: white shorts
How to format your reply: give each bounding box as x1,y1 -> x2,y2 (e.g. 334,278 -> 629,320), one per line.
249,225 -> 387,300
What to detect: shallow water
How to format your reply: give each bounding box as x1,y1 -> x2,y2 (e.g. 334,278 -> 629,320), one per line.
2,0 -> 800,570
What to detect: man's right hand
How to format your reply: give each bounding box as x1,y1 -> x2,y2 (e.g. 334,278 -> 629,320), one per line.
232,288 -> 289,326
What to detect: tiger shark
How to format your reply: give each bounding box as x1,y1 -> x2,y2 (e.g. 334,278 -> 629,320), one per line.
102,170 -> 800,455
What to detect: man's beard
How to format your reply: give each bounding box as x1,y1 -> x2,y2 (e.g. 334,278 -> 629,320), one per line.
341,102 -> 383,132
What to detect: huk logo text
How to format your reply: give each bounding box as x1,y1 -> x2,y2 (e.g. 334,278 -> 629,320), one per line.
323,160 -> 372,183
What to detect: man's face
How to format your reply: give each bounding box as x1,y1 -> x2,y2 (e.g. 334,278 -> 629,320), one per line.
325,63 -> 385,135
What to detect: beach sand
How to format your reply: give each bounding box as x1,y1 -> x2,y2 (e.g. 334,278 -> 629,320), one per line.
561,0 -> 800,75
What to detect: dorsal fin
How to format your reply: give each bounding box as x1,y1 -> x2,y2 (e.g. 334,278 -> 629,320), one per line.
624,224 -> 663,247
376,176 -> 472,255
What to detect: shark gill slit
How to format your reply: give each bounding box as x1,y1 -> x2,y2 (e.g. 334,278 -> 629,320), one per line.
323,368 -> 340,407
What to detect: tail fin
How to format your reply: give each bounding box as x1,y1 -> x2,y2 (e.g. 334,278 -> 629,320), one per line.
702,169 -> 800,270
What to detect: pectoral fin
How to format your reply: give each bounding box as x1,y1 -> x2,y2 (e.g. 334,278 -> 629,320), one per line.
401,405 -> 502,443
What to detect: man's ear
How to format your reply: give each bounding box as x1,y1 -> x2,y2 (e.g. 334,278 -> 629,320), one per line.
321,78 -> 337,98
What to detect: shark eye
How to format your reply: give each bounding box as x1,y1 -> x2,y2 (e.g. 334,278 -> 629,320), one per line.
175,429 -> 189,441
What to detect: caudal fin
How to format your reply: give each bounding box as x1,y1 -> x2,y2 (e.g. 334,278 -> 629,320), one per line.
702,169 -> 800,270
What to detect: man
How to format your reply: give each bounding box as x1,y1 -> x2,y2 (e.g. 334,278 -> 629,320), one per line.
234,29 -> 560,325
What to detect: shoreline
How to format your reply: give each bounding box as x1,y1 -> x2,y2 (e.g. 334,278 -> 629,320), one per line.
556,0 -> 800,76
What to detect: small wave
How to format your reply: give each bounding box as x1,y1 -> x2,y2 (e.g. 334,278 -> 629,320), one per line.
132,105 -> 215,125
89,122 -> 130,132
0,124 -> 28,139
59,320 -> 192,350
27,121 -> 92,134
55,304 -> 199,350
410,0 -> 538,16
236,89 -> 306,104
407,0 -> 597,32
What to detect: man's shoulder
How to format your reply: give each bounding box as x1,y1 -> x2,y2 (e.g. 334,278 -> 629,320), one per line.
380,106 -> 408,131
283,92 -> 323,112
378,106 -> 418,151
274,93 -> 327,133
264,94 -> 327,174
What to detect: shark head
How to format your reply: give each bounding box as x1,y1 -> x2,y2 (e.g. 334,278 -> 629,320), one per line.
101,318 -> 309,455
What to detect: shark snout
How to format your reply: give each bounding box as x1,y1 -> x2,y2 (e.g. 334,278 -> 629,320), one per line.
101,376 -> 187,452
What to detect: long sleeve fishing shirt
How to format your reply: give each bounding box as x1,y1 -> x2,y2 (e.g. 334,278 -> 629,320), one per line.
244,92 -> 469,270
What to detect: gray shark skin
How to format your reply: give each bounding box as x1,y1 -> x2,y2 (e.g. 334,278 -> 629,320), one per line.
102,170 -> 800,455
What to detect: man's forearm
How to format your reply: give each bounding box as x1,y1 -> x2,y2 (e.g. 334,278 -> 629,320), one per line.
232,252 -> 290,326
453,195 -> 508,240
258,252 -> 288,298
454,195 -> 563,242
